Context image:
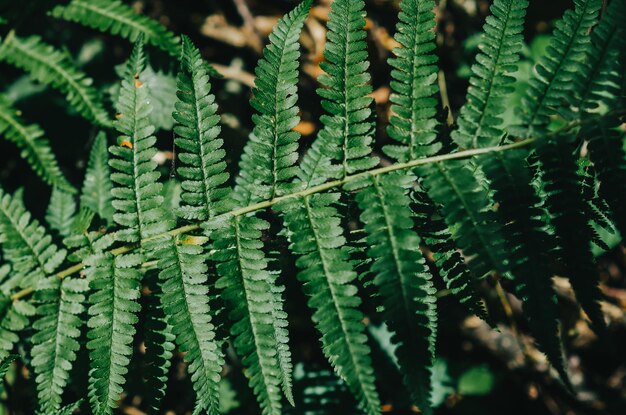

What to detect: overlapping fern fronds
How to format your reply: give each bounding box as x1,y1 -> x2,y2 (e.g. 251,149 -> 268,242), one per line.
0,96 -> 75,193
516,0 -> 602,137
50,0 -> 181,56
0,33 -> 110,127
0,187 -> 66,290
0,0 -> 624,413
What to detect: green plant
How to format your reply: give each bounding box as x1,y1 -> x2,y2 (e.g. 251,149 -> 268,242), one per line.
0,0 -> 624,414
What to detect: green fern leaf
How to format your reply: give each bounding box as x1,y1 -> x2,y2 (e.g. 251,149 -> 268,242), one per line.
418,161 -> 508,279
0,296 -> 36,359
299,0 -> 377,186
224,3 -> 313,402
31,276 -> 88,413
86,251 -> 142,415
0,96 -> 75,193
356,172 -> 436,413
516,0 -> 602,136
81,132 -> 114,224
52,400 -> 83,415
50,0 -> 180,57
0,33 -> 110,127
46,188 -> 77,238
479,149 -> 571,382
0,353 -> 17,378
385,0 -> 440,162
587,119 -> 626,238
578,0 -> 626,237
156,36 -> 233,413
535,135 -> 606,334
109,38 -> 172,244
173,36 -> 231,221
142,273 -> 175,414
278,194 -> 381,415
411,191 -> 489,321
577,0 -> 626,116
0,187 -> 66,290
235,0 -> 311,202
210,214 -> 289,415
156,235 -> 224,414
452,0 -> 528,149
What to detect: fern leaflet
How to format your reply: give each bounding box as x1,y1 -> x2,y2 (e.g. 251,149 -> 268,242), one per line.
31,276 -> 87,413
173,36 -> 231,221
516,0 -> 602,136
51,0 -> 181,57
81,132 -> 114,225
452,0 -> 528,149
278,194 -> 381,415
235,0 -> 311,202
46,188 -> 77,238
0,187 -> 66,290
109,38 -> 172,245
356,172 -> 436,413
86,252 -> 142,415
211,215 -> 287,415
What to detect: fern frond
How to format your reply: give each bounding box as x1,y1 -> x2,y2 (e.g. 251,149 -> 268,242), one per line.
278,194 -> 381,415
479,149 -> 571,382
86,251 -> 142,415
0,354 -> 17,378
577,0 -> 626,115
452,0 -> 528,149
587,119 -> 626,237
168,36 -> 238,413
46,188 -> 77,238
109,38 -> 172,244
356,172 -> 436,413
142,273 -> 175,414
50,0 -> 180,57
235,0 -> 311,202
155,235 -> 224,413
385,0 -> 440,162
418,161 -> 507,279
0,34 -> 110,127
211,214 -> 289,415
173,36 -> 230,222
53,400 -> 83,415
0,297 -> 35,359
31,276 -> 87,413
0,96 -> 75,193
0,187 -> 66,290
300,0 -> 377,186
516,0 -> 602,136
411,191 -> 489,321
535,135 -> 605,334
81,132 -> 114,224
222,3 -> 313,399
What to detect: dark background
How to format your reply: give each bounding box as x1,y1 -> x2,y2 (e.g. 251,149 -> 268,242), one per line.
0,1 -> 625,414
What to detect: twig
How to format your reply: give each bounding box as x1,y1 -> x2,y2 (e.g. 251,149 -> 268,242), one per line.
211,63 -> 256,88
437,70 -> 455,126
232,0 -> 263,53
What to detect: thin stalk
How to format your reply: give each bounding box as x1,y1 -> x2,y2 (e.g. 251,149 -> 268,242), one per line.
9,108 -> 625,302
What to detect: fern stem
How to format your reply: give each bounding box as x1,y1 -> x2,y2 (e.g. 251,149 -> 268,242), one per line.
9,109 -> 624,301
